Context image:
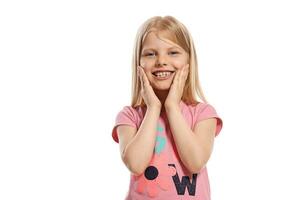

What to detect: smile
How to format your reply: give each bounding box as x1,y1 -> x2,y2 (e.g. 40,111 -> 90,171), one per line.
152,71 -> 175,80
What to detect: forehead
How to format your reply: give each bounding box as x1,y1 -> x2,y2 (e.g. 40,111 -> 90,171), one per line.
142,31 -> 181,50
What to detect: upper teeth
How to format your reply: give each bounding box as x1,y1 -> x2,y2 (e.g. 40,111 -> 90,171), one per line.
154,71 -> 172,77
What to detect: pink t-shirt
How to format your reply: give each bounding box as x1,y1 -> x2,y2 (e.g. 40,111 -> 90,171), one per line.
112,101 -> 223,200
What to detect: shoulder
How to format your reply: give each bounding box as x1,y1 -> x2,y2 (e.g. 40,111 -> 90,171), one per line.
116,105 -> 138,118
181,101 -> 214,115
115,105 -> 145,123
190,102 -> 221,121
181,101 -> 223,135
119,105 -> 138,115
112,105 -> 143,143
191,102 -> 223,137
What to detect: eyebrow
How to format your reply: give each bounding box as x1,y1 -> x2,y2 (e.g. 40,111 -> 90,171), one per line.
142,46 -> 181,52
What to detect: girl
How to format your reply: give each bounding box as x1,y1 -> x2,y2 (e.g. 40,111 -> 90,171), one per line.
112,16 -> 223,200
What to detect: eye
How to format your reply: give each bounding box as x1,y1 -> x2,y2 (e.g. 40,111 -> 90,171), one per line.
169,51 -> 179,55
143,52 -> 156,57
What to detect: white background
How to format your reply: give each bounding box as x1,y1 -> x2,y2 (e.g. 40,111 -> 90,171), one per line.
1,0 -> 300,199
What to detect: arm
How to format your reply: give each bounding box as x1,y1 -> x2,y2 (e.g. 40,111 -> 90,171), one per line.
117,106 -> 161,176
165,104 -> 216,174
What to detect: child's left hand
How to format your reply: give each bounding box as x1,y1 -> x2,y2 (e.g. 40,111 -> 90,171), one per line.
164,64 -> 189,109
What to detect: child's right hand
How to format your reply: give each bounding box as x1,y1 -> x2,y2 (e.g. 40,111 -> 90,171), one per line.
138,66 -> 162,109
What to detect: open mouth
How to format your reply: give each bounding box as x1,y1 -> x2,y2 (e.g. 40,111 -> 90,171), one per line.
152,71 -> 175,78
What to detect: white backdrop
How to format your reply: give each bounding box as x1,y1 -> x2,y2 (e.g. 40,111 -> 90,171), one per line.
1,0 -> 300,199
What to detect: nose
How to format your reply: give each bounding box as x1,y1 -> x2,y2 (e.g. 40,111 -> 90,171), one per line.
156,55 -> 168,67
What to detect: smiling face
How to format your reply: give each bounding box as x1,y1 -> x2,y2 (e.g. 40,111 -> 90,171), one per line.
140,31 -> 189,91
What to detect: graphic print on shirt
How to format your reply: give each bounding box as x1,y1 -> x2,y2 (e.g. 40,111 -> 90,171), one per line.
168,164 -> 198,196
133,121 -> 199,197
155,135 -> 166,154
134,122 -> 176,198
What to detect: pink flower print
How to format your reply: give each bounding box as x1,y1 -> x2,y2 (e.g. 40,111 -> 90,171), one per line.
133,153 -> 177,198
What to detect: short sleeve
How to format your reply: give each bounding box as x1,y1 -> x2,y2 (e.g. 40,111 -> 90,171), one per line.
194,103 -> 223,137
111,106 -> 139,143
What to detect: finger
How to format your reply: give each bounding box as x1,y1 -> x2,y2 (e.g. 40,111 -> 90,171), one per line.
184,64 -> 189,79
180,64 -> 189,79
178,66 -> 185,81
179,65 -> 189,84
173,69 -> 180,84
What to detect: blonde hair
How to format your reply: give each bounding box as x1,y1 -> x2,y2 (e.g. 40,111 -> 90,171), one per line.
131,16 -> 208,108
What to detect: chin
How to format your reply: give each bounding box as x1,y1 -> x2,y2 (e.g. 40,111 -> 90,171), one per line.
151,81 -> 173,91
155,88 -> 169,91
153,85 -> 171,91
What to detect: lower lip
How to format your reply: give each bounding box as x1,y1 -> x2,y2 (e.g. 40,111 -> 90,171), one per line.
153,72 -> 174,80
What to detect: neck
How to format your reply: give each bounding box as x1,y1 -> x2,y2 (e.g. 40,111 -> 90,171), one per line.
154,89 -> 169,113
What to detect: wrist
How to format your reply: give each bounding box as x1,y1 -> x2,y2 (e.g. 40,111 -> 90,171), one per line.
164,103 -> 180,113
148,104 -> 162,112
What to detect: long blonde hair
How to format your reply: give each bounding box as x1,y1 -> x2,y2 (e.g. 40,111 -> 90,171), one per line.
131,16 -> 208,108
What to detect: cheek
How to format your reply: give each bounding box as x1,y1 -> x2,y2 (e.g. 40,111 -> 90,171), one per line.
140,60 -> 153,74
141,66 -> 152,75
140,67 -> 153,80
174,60 -> 186,68
140,57 -> 147,66
140,60 -> 155,69
176,54 -> 189,67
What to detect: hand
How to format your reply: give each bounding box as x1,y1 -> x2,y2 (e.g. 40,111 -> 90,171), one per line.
164,64 -> 189,109
138,66 -> 162,109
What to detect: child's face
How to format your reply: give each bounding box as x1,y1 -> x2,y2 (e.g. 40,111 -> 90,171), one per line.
140,31 -> 189,91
